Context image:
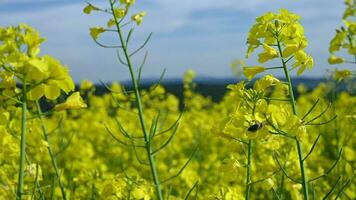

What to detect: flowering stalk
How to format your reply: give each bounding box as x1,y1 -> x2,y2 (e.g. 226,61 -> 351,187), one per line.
108,1 -> 163,199
16,80 -> 27,200
276,38 -> 309,200
35,101 -> 67,200
245,140 -> 252,200
1,24 -> 76,200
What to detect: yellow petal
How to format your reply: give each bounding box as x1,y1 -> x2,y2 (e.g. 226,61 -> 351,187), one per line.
90,27 -> 105,40
243,66 -> 265,80
54,92 -> 87,111
131,12 -> 147,25
27,84 -> 45,101
328,55 -> 344,64
44,83 -> 60,100
83,4 -> 99,14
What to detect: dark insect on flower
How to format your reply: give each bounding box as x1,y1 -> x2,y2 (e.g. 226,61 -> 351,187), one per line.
247,121 -> 263,132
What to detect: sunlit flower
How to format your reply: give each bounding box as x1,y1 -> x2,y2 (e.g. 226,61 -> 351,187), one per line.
54,92 -> 87,111
258,43 -> 278,63
292,50 -> 313,75
27,55 -> 75,100
80,80 -> 94,91
243,66 -> 265,80
282,37 -> 308,58
253,74 -> 280,90
267,104 -> 306,140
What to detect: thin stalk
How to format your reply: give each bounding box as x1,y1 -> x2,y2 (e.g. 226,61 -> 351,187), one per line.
17,82 -> 27,200
266,66 -> 284,70
276,38 -> 309,200
296,139 -> 309,200
30,164 -> 39,200
109,1 -> 163,199
35,101 -> 67,200
245,140 -> 252,200
276,41 -> 297,115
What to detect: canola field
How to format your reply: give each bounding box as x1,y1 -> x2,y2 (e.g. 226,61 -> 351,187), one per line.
0,0 -> 355,199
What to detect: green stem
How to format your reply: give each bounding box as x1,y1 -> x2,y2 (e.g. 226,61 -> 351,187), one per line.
276,45 -> 297,115
17,82 -> 27,200
276,38 -> 309,200
109,1 -> 163,199
296,139 -> 309,200
245,140 -> 252,200
266,66 -> 284,70
35,101 -> 67,200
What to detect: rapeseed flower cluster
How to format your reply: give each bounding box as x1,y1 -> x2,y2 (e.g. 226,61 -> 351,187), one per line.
0,24 -> 76,101
245,9 -> 313,77
327,0 -> 355,83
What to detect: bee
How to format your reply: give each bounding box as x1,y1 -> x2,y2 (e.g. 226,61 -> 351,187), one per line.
247,121 -> 264,132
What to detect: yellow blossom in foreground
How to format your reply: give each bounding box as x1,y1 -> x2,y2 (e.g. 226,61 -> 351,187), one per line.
292,50 -> 314,75
80,80 -> 94,90
54,92 -> 87,111
27,55 -> 75,100
267,104 -> 306,140
258,43 -> 278,63
328,55 -> 345,64
282,37 -> 308,58
243,66 -> 265,80
253,74 -> 280,90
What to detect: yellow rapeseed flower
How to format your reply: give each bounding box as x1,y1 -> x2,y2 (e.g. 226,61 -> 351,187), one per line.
258,44 -> 278,63
131,12 -> 147,25
292,50 -> 314,75
54,92 -> 87,111
80,80 -> 94,91
107,19 -> 116,28
114,8 -> 126,18
282,38 -> 308,58
253,74 -> 280,90
328,55 -> 345,64
27,55 -> 75,100
20,24 -> 45,57
83,4 -> 99,14
243,66 -> 265,80
90,27 -> 105,40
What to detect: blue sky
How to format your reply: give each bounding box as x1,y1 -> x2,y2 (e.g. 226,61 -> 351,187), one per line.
0,0 -> 350,82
